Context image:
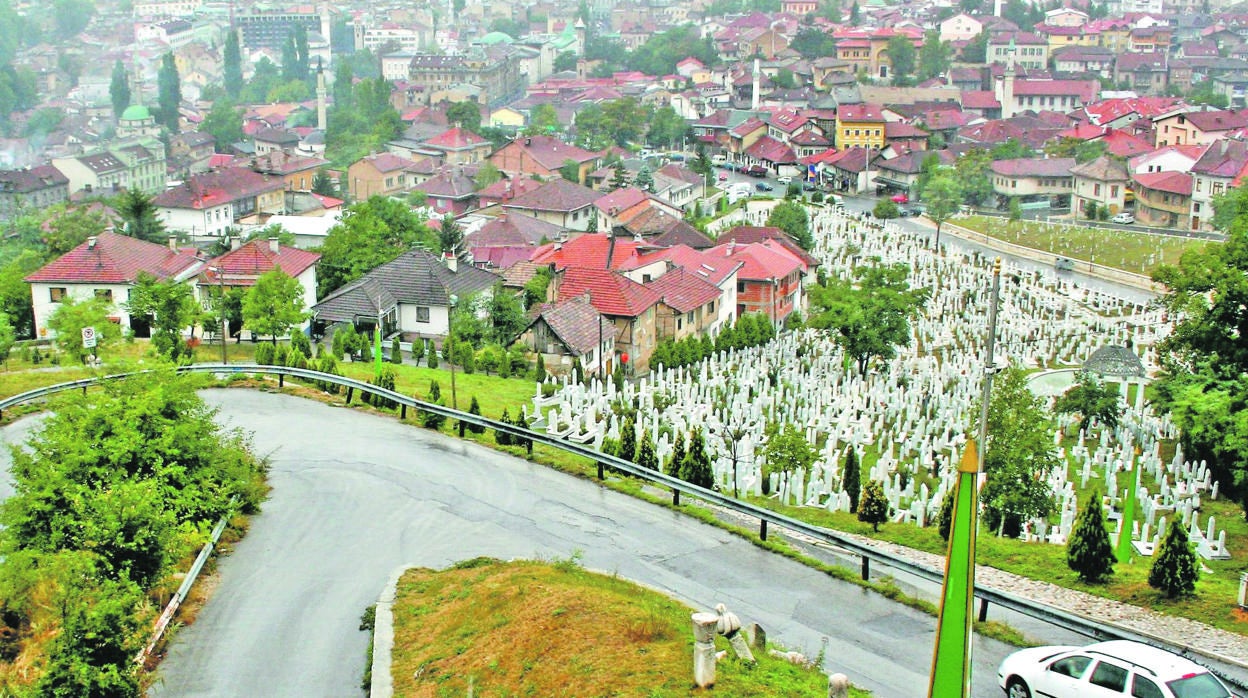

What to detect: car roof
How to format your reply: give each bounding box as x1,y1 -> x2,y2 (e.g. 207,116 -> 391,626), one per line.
1083,641 -> 1210,681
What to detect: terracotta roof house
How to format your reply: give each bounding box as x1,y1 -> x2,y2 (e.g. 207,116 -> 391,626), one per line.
0,165 -> 69,221
249,151 -> 329,193
25,232 -> 202,339
1189,139 -> 1248,231
153,167 -> 286,241
873,149 -> 957,193
502,179 -> 601,231
530,233 -> 649,272
1132,170 -> 1193,230
489,135 -> 602,185
200,238 -> 321,340
346,152 -> 424,200
646,266 -> 724,341
414,167 -> 479,216
476,175 -> 544,209
522,294 -> 618,377
1071,155 -> 1131,218
821,147 -> 873,193
705,239 -> 806,326
466,212 -> 564,270
548,266 -> 662,373
421,126 -> 493,166
310,248 -> 500,344
989,157 -> 1077,204
1153,108 -> 1248,148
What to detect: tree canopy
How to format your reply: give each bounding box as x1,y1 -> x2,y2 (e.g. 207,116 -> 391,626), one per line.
886,35 -> 916,86
808,262 -> 930,374
1054,370 -> 1123,434
48,295 -> 121,364
126,272 -> 201,363
317,197 -> 437,297
766,201 -> 812,249
243,268 -> 307,343
979,366 -> 1061,537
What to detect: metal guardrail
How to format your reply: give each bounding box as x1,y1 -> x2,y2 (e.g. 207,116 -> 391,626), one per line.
4,364 -> 1245,684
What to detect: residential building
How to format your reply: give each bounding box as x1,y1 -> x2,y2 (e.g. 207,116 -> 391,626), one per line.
502,179 -> 601,231
1153,109 -> 1248,148
250,151 -> 329,193
988,33 -> 1050,70
0,165 -> 69,222
547,266 -> 661,373
939,13 -> 985,42
489,135 -> 601,184
466,212 -> 564,270
522,294 -> 617,377
1132,171 -> 1193,230
346,152 -> 423,200
406,46 -> 524,107
414,167 -> 479,216
52,138 -> 166,197
989,158 -> 1076,205
1189,139 -> 1248,232
153,167 -> 286,240
836,103 -> 887,150
647,266 -> 723,342
422,126 -> 493,166
200,238 -> 321,339
25,232 -> 201,339
706,239 -> 806,326
1071,156 -> 1130,217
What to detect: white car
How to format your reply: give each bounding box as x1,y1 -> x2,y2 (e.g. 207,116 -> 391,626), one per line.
997,640 -> 1234,698
1112,212 -> 1135,224
776,176 -> 793,184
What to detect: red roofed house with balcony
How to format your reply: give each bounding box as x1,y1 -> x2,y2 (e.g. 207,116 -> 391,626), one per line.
502,178 -> 602,231
618,244 -> 743,332
1132,170 -> 1193,230
199,237 -> 321,340
547,266 -> 661,373
25,232 -> 203,339
154,166 -> 287,242
647,264 -> 727,342
706,238 -> 807,326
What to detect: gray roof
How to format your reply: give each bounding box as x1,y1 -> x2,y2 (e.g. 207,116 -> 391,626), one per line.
312,249 -> 499,323
1083,345 -> 1146,378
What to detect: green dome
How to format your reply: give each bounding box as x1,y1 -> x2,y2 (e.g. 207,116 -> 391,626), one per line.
121,104 -> 151,122
480,31 -> 514,45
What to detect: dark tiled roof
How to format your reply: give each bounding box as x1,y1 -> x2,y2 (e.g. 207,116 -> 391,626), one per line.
311,249 -> 499,323
0,165 -> 67,193
528,295 -> 616,354
504,178 -> 601,213
990,157 -> 1076,177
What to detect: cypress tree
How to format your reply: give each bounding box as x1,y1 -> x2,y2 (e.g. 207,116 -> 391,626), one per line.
680,427 -> 714,488
422,380 -> 446,429
843,448 -> 861,513
1067,488 -> 1115,583
496,408 -> 513,445
937,493 -> 953,541
536,354 -> 546,382
858,480 -> 888,532
618,415 -> 637,462
1149,519 -> 1199,598
391,336 -> 402,364
467,396 -> 485,433
109,60 -> 130,119
223,30 -> 242,98
157,52 -> 181,131
636,429 -> 658,470
667,432 -> 686,477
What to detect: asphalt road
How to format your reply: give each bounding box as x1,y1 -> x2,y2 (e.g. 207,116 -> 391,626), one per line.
24,388 -> 1018,698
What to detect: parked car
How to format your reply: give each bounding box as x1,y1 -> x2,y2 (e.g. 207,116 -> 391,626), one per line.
891,193 -> 909,204
717,172 -> 728,181
723,162 -> 740,172
1111,212 -> 1135,224
745,165 -> 769,177
776,176 -> 792,184
997,640 -> 1234,698
755,181 -> 774,192
899,206 -> 924,217
803,181 -> 818,191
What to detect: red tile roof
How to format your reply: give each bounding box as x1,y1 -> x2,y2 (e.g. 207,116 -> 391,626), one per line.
620,244 -> 740,285
504,178 -> 601,213
203,239 -> 320,286
531,234 -> 647,270
1012,79 -> 1099,102
745,135 -> 798,164
26,232 -> 201,284
646,266 -> 721,313
424,126 -> 489,150
555,267 -> 661,317
153,167 -> 285,210
838,103 -> 886,122
990,158 -> 1076,177
705,240 -> 803,281
1132,170 -> 1193,195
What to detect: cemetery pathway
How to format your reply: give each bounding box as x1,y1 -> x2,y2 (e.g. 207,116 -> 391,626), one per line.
107,389 -> 1019,698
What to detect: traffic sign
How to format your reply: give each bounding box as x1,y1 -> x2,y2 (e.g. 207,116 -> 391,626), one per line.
81,326 -> 97,349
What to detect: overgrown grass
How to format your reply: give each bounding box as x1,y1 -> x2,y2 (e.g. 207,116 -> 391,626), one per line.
953,216 -> 1207,275
388,558 -> 859,697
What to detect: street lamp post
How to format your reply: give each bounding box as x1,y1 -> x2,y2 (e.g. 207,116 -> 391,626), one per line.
208,266 -> 227,365
447,294 -> 458,410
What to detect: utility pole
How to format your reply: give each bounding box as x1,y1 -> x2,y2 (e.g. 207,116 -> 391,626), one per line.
928,257 -> 1000,698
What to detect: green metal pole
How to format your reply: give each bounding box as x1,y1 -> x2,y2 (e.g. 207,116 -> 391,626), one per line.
928,440 -> 980,698
374,324 -> 382,380
1116,453 -> 1140,564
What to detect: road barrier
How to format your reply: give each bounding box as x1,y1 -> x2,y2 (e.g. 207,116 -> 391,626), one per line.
2,364 -> 1244,684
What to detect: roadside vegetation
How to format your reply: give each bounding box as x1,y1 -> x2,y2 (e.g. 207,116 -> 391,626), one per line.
387,557 -> 849,697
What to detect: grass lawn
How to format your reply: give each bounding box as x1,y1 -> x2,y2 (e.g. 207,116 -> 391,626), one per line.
953,216 -> 1208,275
387,557 -> 856,697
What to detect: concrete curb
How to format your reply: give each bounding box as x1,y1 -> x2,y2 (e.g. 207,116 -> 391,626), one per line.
369,565 -> 409,698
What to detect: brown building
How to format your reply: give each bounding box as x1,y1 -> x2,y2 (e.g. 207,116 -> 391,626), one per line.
346,153 -> 423,200
407,45 -> 524,108
489,135 -> 601,184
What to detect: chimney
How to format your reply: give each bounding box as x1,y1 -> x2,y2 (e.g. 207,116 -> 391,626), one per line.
269,236 -> 280,254
87,236 -> 97,249
168,235 -> 178,251
727,240 -> 736,256
444,251 -> 457,272
231,235 -> 241,250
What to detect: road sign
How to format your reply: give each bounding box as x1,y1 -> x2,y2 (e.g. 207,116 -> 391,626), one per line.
81,326 -> 97,349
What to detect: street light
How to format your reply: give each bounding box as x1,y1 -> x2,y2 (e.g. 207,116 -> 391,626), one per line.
447,293 -> 458,410
208,266 -> 227,365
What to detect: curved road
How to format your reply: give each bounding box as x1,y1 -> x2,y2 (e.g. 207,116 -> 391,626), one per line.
2,390 -> 1019,697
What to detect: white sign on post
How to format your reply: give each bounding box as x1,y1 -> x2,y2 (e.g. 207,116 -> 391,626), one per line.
81,326 -> 97,349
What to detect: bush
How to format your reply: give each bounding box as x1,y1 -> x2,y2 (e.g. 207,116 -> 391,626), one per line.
1149,519 -> 1198,598
1066,488 -> 1115,583
317,353 -> 341,394
255,342 -> 275,365
427,343 -> 439,369
466,396 -> 485,433
496,408 -> 513,445
290,330 -> 311,358
411,338 -> 425,364
422,380 -> 446,429
811,191 -> 824,203
873,200 -> 900,219
390,336 -> 402,364
285,347 -> 308,370
366,366 -> 397,409
857,480 -> 889,532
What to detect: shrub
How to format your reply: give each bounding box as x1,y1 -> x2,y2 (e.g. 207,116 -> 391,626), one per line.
290,330 -> 311,358
496,408 -> 513,445
427,343 -> 439,369
843,449 -> 861,513
1066,488 -> 1115,583
873,200 -> 900,219
466,396 -> 485,433
390,336 -> 402,364
411,338 -> 425,364
255,342 -> 275,365
421,380 -> 446,429
857,480 -> 889,532
535,354 -> 546,382
317,354 -> 341,394
1149,519 -> 1198,598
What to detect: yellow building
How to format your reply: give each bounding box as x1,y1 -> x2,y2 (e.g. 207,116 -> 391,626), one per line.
836,103 -> 887,150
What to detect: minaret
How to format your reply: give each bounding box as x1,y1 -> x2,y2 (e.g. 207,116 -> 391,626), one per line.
993,0 -> 1004,16
751,58 -> 761,111
1002,38 -> 1016,119
316,58 -> 328,131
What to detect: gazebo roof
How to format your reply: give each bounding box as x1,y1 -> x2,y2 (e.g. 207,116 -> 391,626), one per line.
1083,345 -> 1146,378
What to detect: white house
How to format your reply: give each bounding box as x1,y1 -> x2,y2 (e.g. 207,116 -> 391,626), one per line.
24,232 -> 202,339
199,237 -> 321,340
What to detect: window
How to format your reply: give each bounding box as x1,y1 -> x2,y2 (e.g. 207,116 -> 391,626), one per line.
1049,656 -> 1092,679
1094,183 -> 1101,196
1131,675 -> 1164,698
1196,179 -> 1202,192
686,311 -> 694,323
737,281 -> 745,293
416,306 -> 430,323
50,287 -> 67,302
1214,182 -> 1224,196
1089,661 -> 1128,692
94,289 -> 113,302
1111,185 -> 1119,197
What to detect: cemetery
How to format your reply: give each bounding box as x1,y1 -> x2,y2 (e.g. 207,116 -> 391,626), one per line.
525,204 -> 1245,620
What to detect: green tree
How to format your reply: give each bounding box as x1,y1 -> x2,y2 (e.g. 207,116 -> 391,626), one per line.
924,172 -> 962,249
46,206 -> 110,256
526,103 -> 561,136
109,60 -> 129,119
680,427 -> 714,488
200,99 -> 244,152
223,29 -> 242,98
618,414 -> 637,462
487,285 -> 527,345
849,0 -> 860,24
886,35 -> 916,85
626,25 -> 717,77
1055,370 -> 1123,434
1149,519 -> 1199,598
1008,198 -> 1022,221
439,213 -> 464,258
312,169 -> 336,196
1085,200 -> 1100,221
766,200 -> 812,249
422,380 -> 446,429
446,100 -> 482,133
666,431 -> 686,477
843,448 -> 861,513
962,30 -> 988,62
991,139 -> 1035,160
609,163 -> 629,190
553,50 -> 578,73
466,396 -> 485,433
952,148 -> 994,206
126,272 -> 201,363
317,197 -> 437,296
857,479 -> 888,531
635,165 -> 654,192
790,26 -> 838,59
559,158 -> 581,183
0,250 -> 46,339
242,268 -> 307,344
115,189 -> 166,243
980,366 -> 1061,537
474,162 -> 502,190
1066,488 -> 1115,583
873,199 -> 900,219
646,105 -> 688,149
808,263 -> 929,374
636,429 -> 658,470
48,296 -> 120,364
156,52 -> 181,131
917,29 -> 952,82
763,423 -> 816,474
52,0 -> 94,39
